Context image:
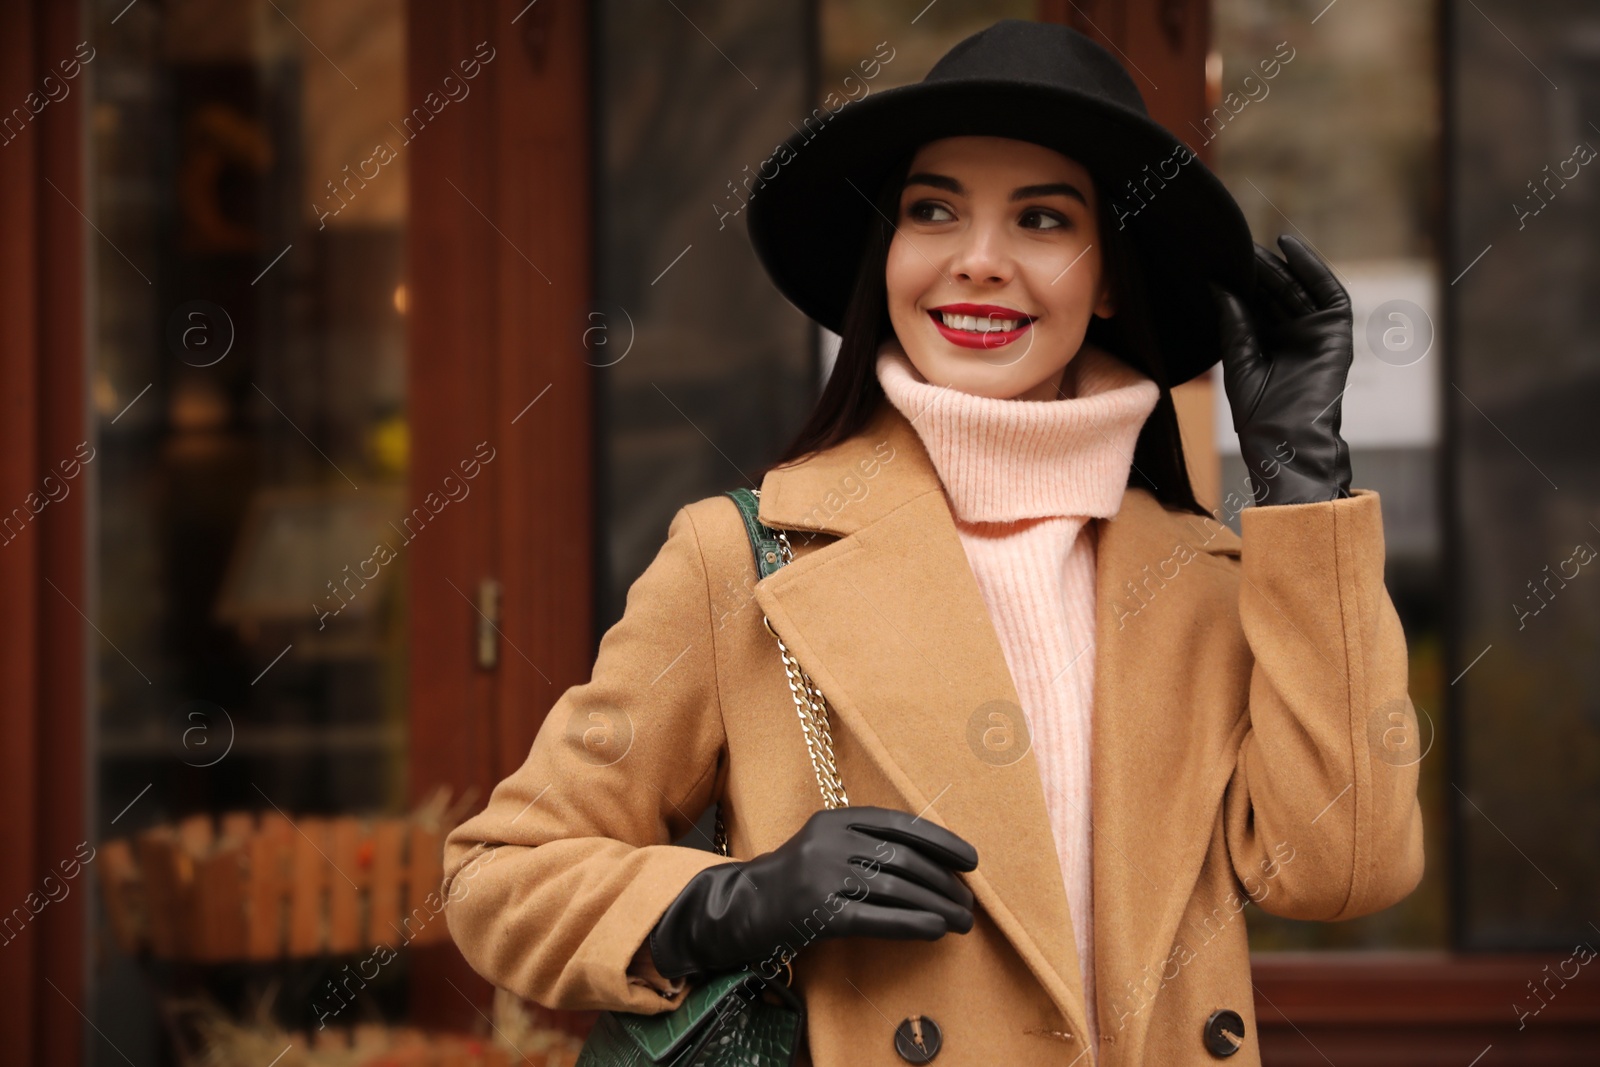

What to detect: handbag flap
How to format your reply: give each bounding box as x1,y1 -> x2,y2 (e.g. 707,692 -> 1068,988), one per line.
612,970 -> 766,1062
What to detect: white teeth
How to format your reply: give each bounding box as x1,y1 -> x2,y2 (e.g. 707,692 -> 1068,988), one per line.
938,311 -> 1025,332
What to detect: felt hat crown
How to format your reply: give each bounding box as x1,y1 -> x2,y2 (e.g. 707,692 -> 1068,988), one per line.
745,18 -> 1255,386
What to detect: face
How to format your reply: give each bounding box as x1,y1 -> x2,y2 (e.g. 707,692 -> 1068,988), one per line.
885,135 -> 1115,401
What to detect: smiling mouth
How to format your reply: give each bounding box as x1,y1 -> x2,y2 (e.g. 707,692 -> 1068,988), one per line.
929,309 -> 1036,332
926,308 -> 1037,350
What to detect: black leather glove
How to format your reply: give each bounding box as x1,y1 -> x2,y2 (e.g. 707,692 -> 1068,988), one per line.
647,805 -> 979,981
1213,234 -> 1354,506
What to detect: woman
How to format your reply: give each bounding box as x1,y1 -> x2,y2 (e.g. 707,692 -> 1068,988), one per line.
442,19 -> 1424,1066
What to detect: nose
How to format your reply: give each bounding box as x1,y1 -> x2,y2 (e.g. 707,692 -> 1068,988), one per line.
948,217 -> 1012,285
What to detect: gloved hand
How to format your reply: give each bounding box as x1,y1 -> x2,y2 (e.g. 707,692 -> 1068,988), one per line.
647,805 -> 979,981
1213,234 -> 1354,506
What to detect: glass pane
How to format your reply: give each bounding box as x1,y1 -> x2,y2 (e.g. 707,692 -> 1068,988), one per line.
88,1 -> 410,1060
1209,0 -> 1448,949
1450,0 -> 1600,949
593,0 -> 1035,632
594,1 -> 816,629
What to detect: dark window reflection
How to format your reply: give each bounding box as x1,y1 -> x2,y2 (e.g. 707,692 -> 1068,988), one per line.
90,2 -> 409,1058
594,0 -> 818,630
1448,0 -> 1600,950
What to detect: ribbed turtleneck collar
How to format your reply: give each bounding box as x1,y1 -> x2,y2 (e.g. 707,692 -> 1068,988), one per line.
874,336 -> 1160,524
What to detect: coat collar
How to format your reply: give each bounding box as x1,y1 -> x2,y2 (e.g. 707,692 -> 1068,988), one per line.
754,396 -> 1243,1057
755,394 -> 943,537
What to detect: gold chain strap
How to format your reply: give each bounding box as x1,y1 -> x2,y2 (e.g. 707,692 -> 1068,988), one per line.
763,525 -> 849,810
711,494 -> 848,860
711,811 -> 729,857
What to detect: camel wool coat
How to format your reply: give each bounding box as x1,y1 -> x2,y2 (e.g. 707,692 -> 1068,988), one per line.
441,395 -> 1425,1067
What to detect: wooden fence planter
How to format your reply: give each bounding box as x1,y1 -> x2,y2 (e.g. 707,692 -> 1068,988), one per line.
99,808 -> 451,962
97,796 -> 590,1065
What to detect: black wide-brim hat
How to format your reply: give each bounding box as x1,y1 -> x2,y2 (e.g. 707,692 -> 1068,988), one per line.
745,18 -> 1255,387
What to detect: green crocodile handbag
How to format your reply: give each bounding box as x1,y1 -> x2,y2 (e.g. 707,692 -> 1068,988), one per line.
573,487 -> 849,1066
574,969 -> 807,1067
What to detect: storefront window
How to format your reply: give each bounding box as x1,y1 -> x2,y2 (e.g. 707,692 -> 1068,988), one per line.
1210,0 -> 1448,950
1448,0 -> 1600,950
89,1 -> 412,1059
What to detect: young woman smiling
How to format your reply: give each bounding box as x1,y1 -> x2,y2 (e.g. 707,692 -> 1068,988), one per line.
442,20 -> 1424,1067
887,135 -> 1119,402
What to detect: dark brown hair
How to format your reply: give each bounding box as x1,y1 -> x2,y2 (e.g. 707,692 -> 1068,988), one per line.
756,147 -> 1209,519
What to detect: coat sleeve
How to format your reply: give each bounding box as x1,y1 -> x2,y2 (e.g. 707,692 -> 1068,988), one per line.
441,505 -> 733,1013
1221,488 -> 1426,921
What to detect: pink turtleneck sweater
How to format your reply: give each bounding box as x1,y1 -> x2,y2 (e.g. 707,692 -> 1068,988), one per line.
875,336 -> 1159,1049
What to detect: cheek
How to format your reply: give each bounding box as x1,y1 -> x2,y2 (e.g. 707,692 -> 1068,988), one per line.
1026,246 -> 1104,317
885,236 -> 937,310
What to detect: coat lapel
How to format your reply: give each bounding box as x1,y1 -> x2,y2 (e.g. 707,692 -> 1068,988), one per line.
752,396 -> 1249,1058
754,400 -> 1091,1039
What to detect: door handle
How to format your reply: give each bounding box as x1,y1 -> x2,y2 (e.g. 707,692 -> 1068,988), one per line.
476,577 -> 501,670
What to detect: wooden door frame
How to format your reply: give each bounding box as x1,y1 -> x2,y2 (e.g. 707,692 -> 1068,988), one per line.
0,2 -> 88,1064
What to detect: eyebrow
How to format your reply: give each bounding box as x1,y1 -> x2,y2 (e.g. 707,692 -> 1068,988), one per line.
903,171 -> 1088,206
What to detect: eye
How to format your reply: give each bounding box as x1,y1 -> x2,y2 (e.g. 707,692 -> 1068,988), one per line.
1020,207 -> 1069,231
906,199 -> 954,223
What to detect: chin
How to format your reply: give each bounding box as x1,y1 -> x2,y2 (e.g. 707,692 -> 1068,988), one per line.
954,371 -> 1030,399
916,356 -> 1035,400
915,340 -> 1068,402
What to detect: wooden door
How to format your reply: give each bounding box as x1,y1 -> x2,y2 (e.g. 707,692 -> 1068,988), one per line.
402,0 -> 596,1029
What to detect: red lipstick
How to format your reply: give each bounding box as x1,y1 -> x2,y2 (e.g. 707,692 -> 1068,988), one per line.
927,303 -> 1037,349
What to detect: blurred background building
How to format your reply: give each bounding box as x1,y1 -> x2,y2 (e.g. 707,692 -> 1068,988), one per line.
1,1 -> 1597,1064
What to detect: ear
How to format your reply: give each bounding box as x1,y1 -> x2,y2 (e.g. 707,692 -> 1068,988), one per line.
1093,276 -> 1117,319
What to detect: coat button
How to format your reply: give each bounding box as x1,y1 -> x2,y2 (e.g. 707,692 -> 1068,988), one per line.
893,1014 -> 942,1062
1203,1009 -> 1246,1057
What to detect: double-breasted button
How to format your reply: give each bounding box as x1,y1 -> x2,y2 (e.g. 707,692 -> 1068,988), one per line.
1203,1009 -> 1246,1057
893,1014 -> 942,1062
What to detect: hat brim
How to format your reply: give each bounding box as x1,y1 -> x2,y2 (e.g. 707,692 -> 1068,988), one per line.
744,78 -> 1254,386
